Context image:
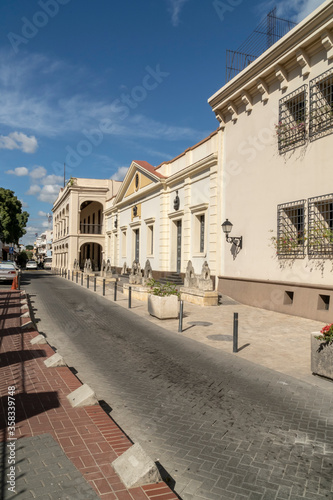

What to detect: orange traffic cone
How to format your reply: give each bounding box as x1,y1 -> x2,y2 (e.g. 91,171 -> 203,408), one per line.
11,276 -> 18,290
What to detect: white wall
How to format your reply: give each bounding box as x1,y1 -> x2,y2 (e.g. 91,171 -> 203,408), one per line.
222,51 -> 333,285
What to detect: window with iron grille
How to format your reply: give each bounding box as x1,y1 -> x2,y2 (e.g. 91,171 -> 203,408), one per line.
277,200 -> 306,257
309,68 -> 333,139
277,85 -> 307,152
308,193 -> 333,256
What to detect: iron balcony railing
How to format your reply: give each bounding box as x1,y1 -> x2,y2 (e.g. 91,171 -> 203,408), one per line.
80,223 -> 103,235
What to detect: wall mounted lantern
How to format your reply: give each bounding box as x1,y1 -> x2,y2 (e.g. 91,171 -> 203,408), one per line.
221,219 -> 242,249
173,190 -> 180,211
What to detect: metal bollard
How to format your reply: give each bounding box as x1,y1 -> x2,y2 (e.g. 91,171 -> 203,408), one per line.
128,286 -> 132,308
178,300 -> 184,333
233,312 -> 238,353
94,277 -> 96,292
18,274 -> 21,291
76,272 -> 78,284
114,281 -> 117,301
103,279 -> 105,296
72,270 -> 74,281
68,270 -> 70,280
81,273 -> 83,286
87,275 -> 89,289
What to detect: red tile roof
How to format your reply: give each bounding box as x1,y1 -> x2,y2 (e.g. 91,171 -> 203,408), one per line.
134,160 -> 166,179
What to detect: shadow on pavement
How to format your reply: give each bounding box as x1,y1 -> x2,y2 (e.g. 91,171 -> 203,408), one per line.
0,349 -> 47,368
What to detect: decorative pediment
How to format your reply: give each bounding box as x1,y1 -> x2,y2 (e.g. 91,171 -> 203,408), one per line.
113,160 -> 165,206
124,170 -> 153,198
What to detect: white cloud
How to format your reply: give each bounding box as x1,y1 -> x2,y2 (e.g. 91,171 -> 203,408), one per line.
121,114 -> 211,142
268,0 -> 324,22
26,185 -> 41,196
5,166 -> 29,176
0,132 -> 38,153
25,226 -> 39,234
41,174 -> 63,185
17,164 -> 62,205
20,200 -> 29,208
167,0 -> 189,26
30,166 -> 47,179
38,184 -> 62,204
0,51 -> 209,143
38,210 -> 47,216
111,166 -> 128,181
42,221 -> 50,227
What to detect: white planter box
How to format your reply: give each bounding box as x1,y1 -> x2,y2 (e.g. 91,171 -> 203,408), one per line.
148,294 -> 179,319
311,333 -> 333,380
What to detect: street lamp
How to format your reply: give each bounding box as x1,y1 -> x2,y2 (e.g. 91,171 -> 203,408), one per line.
221,219 -> 242,249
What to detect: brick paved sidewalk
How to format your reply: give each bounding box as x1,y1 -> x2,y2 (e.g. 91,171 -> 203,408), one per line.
0,290 -> 178,500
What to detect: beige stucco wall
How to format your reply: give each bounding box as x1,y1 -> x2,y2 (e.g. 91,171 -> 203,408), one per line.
219,52 -> 332,287
105,131 -> 222,277
207,1 -> 333,319
52,178 -> 121,270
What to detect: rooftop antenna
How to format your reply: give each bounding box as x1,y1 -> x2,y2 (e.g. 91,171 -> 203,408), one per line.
225,8 -> 296,82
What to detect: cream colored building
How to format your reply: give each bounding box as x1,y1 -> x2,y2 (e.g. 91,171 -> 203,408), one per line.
52,1 -> 332,321
208,0 -> 333,320
52,178 -> 121,271
105,131 -> 222,279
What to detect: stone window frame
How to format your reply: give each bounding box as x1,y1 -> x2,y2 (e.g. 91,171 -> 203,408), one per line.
120,227 -> 127,258
145,217 -> 155,258
190,203 -> 208,257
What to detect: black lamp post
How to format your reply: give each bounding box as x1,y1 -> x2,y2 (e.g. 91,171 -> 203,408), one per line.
222,219 -> 242,249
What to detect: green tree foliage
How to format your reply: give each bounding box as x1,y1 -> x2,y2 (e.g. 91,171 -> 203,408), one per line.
0,188 -> 29,244
16,250 -> 29,267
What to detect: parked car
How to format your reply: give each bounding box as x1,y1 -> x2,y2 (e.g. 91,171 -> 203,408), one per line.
0,261 -> 18,282
26,260 -> 38,270
43,257 -> 52,270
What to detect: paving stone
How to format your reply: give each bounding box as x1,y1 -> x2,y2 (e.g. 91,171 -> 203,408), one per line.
2,434 -> 100,500
11,276 -> 333,500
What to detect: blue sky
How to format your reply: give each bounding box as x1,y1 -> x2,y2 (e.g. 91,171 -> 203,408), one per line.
0,0 -> 324,244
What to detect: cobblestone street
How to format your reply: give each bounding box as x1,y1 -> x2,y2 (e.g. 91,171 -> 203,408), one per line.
24,272 -> 333,500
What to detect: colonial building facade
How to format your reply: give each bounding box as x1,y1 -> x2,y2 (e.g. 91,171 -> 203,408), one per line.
208,0 -> 333,320
52,1 -> 332,320
52,178 -> 121,271
104,131 -> 222,279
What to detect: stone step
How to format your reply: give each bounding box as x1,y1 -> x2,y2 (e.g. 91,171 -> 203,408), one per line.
159,274 -> 184,285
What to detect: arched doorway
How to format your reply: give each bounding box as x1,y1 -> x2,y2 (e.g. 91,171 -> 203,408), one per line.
80,242 -> 103,271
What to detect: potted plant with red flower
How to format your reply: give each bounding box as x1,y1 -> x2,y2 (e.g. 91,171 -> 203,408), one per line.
311,323 -> 333,380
